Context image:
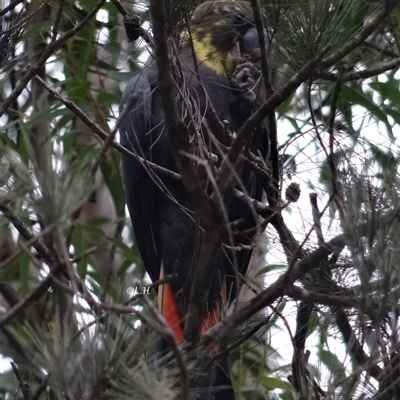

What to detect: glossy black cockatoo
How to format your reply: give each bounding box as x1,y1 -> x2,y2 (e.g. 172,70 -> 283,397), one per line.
120,2 -> 268,398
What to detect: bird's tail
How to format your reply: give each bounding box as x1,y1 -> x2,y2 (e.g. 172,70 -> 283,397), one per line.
193,353 -> 235,400
158,281 -> 235,399
158,281 -> 222,342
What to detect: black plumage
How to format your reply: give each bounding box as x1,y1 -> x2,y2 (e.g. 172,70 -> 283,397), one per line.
120,54 -> 267,311
120,2 -> 268,398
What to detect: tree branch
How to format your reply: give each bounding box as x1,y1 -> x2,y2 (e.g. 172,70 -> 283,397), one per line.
0,0 -> 107,117
316,57 -> 400,81
320,3 -> 397,69
286,285 -> 357,308
149,0 -> 232,346
201,233 -> 346,350
333,307 -> 383,380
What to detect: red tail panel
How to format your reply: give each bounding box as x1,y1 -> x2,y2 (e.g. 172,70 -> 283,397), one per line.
159,282 -> 184,342
201,307 -> 220,334
159,283 -> 221,343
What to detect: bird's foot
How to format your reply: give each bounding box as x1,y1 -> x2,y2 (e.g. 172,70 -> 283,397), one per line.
231,62 -> 260,102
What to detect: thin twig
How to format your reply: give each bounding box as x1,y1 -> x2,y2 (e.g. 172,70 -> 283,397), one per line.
249,0 -> 272,94
0,0 -> 107,117
0,223 -> 56,269
326,71 -> 347,222
0,264 -> 64,326
0,0 -> 24,17
51,0 -> 64,41
320,3 -> 397,69
33,75 -> 185,188
316,57 -> 400,81
0,0 -> 50,32
309,193 -> 325,246
0,202 -> 54,263
201,233 -> 347,351
307,80 -> 329,159
10,362 -> 32,400
286,285 -> 357,308
110,0 -> 127,16
333,307 -> 383,381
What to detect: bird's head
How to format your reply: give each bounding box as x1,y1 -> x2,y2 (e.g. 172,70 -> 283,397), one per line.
186,1 -> 254,76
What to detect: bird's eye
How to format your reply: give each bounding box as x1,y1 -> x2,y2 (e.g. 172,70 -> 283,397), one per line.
233,13 -> 246,25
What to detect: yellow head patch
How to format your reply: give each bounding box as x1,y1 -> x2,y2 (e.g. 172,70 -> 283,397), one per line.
182,1 -> 253,77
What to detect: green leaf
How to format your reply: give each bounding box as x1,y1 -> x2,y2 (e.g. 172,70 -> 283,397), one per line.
0,216 -> 9,242
101,154 -> 126,216
283,117 -> 302,136
369,81 -> 400,104
71,225 -> 89,279
306,310 -> 319,338
276,91 -> 296,116
109,237 -> 142,276
282,154 -> 297,173
259,376 -> 291,391
340,86 -> 393,139
70,223 -> 107,279
255,264 -> 286,277
268,302 -> 286,327
384,107 -> 400,126
369,142 -> 396,171
17,252 -> 30,291
317,348 -> 347,383
97,92 -> 117,106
